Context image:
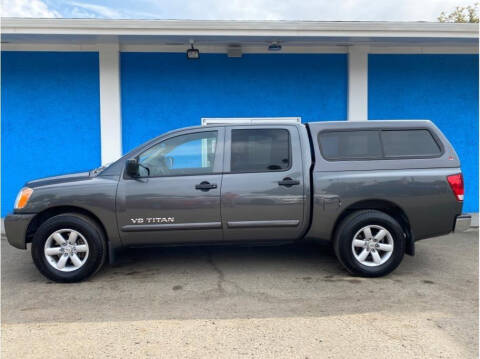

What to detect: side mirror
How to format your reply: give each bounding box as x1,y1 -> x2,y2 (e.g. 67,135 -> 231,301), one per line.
126,159 -> 139,177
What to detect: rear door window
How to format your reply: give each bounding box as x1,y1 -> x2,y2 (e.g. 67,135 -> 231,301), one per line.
381,130 -> 441,158
230,129 -> 290,173
318,130 -> 382,160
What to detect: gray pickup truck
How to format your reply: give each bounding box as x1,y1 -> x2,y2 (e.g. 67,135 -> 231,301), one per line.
5,120 -> 471,282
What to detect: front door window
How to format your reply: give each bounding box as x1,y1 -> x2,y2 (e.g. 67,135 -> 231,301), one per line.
138,131 -> 218,177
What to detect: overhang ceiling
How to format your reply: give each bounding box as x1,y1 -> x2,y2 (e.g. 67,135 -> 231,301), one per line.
2,18 -> 478,49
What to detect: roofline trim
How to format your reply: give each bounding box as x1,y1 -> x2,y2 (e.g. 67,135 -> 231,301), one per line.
2,18 -> 478,38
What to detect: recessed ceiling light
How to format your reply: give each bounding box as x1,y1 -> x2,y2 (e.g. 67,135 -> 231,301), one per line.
268,41 -> 282,51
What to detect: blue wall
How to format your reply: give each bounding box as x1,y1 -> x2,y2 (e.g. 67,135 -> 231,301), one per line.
1,52 -> 101,216
3,51 -> 475,216
369,54 -> 479,212
121,53 -> 348,152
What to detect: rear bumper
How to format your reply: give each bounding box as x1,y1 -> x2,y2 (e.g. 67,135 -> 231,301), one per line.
4,213 -> 35,249
454,214 -> 471,233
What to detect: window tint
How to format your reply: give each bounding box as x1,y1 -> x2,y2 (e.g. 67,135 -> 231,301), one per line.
319,131 -> 382,160
231,129 -> 290,173
381,130 -> 441,157
138,131 -> 217,177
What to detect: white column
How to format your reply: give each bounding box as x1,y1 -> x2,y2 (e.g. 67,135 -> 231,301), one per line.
348,45 -> 368,121
98,40 -> 122,164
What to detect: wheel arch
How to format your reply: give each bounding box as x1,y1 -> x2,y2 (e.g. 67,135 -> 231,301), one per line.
332,199 -> 414,255
26,206 -> 109,248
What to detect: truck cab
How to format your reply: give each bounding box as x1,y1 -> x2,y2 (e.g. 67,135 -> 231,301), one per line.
115,123 -> 310,246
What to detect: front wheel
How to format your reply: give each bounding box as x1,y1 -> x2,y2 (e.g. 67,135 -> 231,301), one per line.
333,210 -> 405,277
31,213 -> 106,282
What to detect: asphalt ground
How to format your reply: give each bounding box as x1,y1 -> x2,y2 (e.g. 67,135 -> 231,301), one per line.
1,229 -> 478,358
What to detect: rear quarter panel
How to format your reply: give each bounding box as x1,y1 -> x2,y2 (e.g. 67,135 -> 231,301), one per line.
309,169 -> 462,241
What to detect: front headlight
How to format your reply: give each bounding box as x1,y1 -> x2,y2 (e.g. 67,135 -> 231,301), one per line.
14,187 -> 33,209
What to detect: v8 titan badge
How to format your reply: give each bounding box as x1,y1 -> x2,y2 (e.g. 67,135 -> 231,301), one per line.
130,217 -> 175,224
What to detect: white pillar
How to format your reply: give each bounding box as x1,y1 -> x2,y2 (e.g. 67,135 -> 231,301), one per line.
348,45 -> 368,121
99,40 -> 122,164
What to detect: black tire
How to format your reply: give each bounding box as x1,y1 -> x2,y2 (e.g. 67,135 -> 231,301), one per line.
31,213 -> 106,283
333,210 -> 405,277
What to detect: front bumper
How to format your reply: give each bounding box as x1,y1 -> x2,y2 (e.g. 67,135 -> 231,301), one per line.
4,213 -> 36,249
454,214 -> 471,233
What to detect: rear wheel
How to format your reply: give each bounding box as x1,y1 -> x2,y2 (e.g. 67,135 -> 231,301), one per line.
333,210 -> 405,277
31,213 -> 106,282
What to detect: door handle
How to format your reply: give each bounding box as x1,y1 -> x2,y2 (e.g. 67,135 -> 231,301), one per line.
278,177 -> 300,187
195,181 -> 218,191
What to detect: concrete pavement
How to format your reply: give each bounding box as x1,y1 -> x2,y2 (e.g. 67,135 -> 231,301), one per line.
1,230 -> 478,358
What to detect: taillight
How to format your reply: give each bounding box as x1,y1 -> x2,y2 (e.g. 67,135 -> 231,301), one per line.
447,173 -> 464,201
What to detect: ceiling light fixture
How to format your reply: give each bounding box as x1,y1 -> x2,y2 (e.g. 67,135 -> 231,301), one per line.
227,44 -> 242,58
187,40 -> 200,59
